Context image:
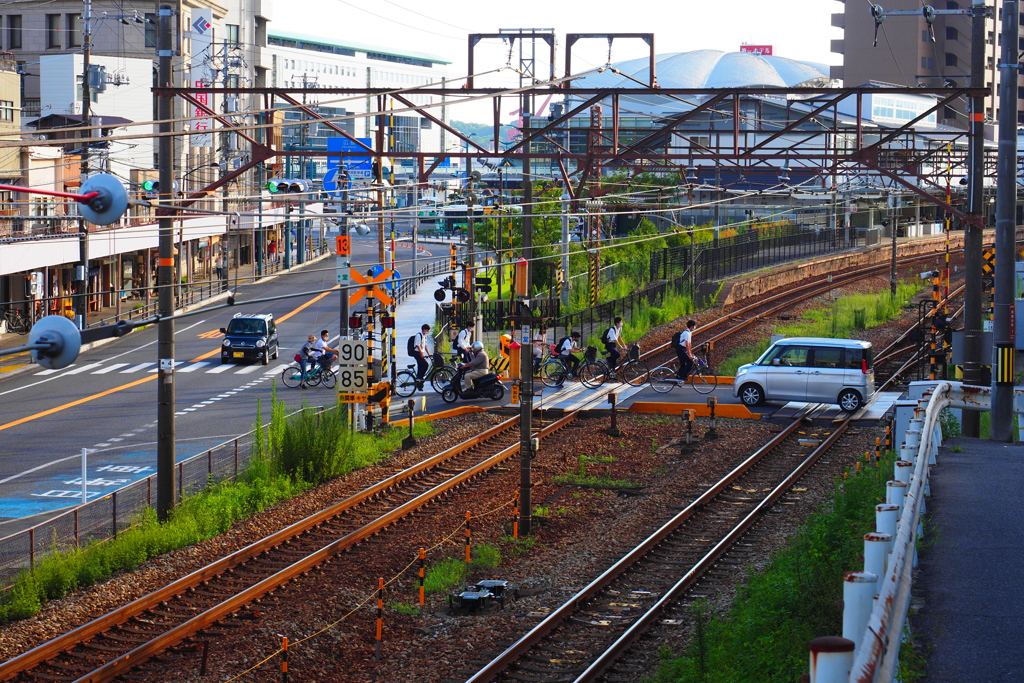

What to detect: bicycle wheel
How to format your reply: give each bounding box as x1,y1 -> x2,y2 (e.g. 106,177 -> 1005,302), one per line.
319,368 -> 337,389
650,366 -> 678,394
305,368 -> 322,387
621,360 -> 650,387
393,370 -> 418,397
579,361 -> 608,388
690,366 -> 717,394
540,359 -> 567,387
281,365 -> 304,388
431,366 -> 455,393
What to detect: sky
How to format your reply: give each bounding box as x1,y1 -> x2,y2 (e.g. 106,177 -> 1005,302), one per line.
276,0 -> 845,124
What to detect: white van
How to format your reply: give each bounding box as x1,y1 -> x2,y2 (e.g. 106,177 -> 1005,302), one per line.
733,337 -> 874,411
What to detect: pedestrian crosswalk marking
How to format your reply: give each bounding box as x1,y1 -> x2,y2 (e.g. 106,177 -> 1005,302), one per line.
121,363 -> 154,373
235,365 -> 262,375
206,365 -> 234,373
37,365 -> 73,376
177,362 -> 211,373
93,363 -> 130,374
63,363 -> 104,375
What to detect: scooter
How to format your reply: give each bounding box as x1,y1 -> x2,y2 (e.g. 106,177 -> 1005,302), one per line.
441,366 -> 505,404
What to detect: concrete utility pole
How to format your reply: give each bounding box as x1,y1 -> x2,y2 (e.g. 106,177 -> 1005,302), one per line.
75,0 -> 94,329
991,0 -> 1018,441
962,0 -> 989,438
156,5 -> 177,520
519,108 -> 535,537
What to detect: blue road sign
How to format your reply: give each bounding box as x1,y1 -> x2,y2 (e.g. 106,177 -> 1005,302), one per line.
323,167 -> 344,197
327,137 -> 373,180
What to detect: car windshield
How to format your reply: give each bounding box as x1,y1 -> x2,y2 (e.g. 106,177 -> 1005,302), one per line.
226,319 -> 266,335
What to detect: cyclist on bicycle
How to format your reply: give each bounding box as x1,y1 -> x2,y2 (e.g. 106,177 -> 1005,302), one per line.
532,323 -> 548,373
299,334 -> 318,389
602,317 -> 627,369
415,324 -> 432,380
315,330 -> 338,369
455,322 -> 473,363
672,320 -> 697,381
553,331 -> 583,385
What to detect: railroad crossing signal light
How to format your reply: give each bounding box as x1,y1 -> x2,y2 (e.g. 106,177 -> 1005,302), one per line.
433,288 -> 447,302
348,315 -> 362,328
454,288 -> 471,303
266,178 -> 311,194
474,276 -> 492,293
380,316 -> 395,329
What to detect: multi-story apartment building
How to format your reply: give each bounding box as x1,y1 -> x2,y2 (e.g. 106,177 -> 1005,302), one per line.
830,0 -> 1022,127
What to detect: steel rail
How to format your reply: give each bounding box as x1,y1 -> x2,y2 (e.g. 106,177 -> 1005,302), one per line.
574,415 -> 854,682
465,411 -> 813,683
0,414 -> 579,682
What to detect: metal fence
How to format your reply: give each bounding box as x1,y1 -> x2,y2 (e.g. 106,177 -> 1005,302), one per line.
0,405 -> 331,588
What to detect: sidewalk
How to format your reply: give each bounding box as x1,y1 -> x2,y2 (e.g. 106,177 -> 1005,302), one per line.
0,252 -> 329,376
914,437 -> 1024,682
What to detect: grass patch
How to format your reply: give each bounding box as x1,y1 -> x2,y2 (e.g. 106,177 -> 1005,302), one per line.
717,281 -> 922,376
648,450 -> 898,682
552,473 -> 638,488
423,543 -> 503,595
0,390 -> 433,626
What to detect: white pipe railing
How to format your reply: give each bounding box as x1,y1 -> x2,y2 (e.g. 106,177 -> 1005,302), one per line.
808,381 -> 999,682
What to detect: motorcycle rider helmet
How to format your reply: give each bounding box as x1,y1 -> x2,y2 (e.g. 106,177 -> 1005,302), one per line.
472,341 -> 483,352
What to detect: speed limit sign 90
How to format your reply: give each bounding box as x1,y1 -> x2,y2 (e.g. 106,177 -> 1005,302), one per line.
337,339 -> 367,365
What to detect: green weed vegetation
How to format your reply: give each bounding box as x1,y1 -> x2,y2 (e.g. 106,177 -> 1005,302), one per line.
423,543 -> 502,595
647,451 -> 897,683
718,281 -> 922,376
0,387 -> 432,625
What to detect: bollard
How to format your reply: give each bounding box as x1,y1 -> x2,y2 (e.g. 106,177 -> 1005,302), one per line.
886,479 -> 907,511
842,571 -> 878,655
874,437 -> 881,461
884,421 -> 892,451
402,399 -> 417,450
894,459 -> 913,485
808,636 -> 855,683
706,396 -> 718,439
864,531 -> 892,584
279,635 -> 289,682
417,548 -> 426,614
465,511 -> 472,564
375,578 -> 384,660
899,442 -> 914,464
875,503 -> 899,548
607,392 -> 621,436
512,491 -> 520,540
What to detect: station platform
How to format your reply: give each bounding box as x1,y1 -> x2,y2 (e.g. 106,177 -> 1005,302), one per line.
915,437 -> 1024,682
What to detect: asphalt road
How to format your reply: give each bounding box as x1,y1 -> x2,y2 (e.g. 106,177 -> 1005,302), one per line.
0,233 -> 456,529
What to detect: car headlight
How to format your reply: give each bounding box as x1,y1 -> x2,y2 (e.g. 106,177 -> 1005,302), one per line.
222,339 -> 231,347
736,366 -> 747,377
256,339 -> 266,348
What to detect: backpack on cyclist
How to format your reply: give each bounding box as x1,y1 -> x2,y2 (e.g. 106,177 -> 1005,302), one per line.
601,327 -> 615,345
671,331 -> 684,350
554,336 -> 570,355
407,334 -> 417,356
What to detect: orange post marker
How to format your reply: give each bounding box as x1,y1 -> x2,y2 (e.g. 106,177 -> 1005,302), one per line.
375,577 -> 384,660
512,491 -> 520,540
465,511 -> 472,564
280,635 -> 288,683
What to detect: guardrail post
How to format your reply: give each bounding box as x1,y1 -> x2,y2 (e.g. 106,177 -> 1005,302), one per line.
808,636 -> 855,683
875,503 -> 899,555
607,392 -> 621,436
706,396 -> 718,439
864,532 -> 891,588
842,571 -> 878,656
886,480 -> 907,512
894,460 -> 913,485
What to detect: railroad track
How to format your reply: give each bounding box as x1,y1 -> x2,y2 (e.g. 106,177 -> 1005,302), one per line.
0,414 -> 580,683
466,407 -> 854,683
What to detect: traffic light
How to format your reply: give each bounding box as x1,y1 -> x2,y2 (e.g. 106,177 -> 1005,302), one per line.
474,276 -> 492,293
266,179 -> 311,194
141,180 -> 178,196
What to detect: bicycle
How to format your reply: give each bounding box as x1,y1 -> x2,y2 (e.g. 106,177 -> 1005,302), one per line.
649,352 -> 717,394
539,354 -> 575,387
281,360 -> 336,389
3,307 -> 29,335
393,351 -> 457,397
578,343 -> 650,388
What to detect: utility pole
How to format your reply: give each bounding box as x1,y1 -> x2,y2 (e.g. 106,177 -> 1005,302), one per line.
156,5 -> 177,520
75,0 -> 94,329
991,0 -> 1018,441
962,0 -> 989,438
519,108 -> 534,537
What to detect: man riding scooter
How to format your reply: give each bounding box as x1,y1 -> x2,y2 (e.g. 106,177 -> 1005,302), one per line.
461,341 -> 488,392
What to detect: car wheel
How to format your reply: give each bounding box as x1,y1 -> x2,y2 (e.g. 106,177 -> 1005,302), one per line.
261,351 -> 269,365
271,346 -> 279,360
838,389 -> 862,412
739,383 -> 764,406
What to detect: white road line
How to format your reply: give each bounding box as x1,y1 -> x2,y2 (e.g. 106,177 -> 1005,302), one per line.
206,365 -> 233,374
92,363 -> 131,374
175,412 -> 187,415
62,363 -> 105,376
121,363 -> 155,373
36,365 -> 73,376
200,401 -> 215,405
177,362 -> 211,373
183,408 -> 197,412
217,394 -> 232,398
107,438 -> 123,442
208,397 -> 222,401
94,443 -> 111,447
235,365 -> 262,375
266,365 -> 288,375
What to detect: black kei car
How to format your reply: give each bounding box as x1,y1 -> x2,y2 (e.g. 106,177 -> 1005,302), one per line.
220,313 -> 279,365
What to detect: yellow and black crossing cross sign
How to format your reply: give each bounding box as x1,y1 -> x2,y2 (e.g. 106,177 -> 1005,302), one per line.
982,248 -> 995,275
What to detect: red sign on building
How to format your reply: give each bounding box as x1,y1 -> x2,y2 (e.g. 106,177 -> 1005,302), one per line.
740,45 -> 773,56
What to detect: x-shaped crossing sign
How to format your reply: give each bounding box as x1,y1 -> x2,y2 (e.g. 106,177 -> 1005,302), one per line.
349,268 -> 395,306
